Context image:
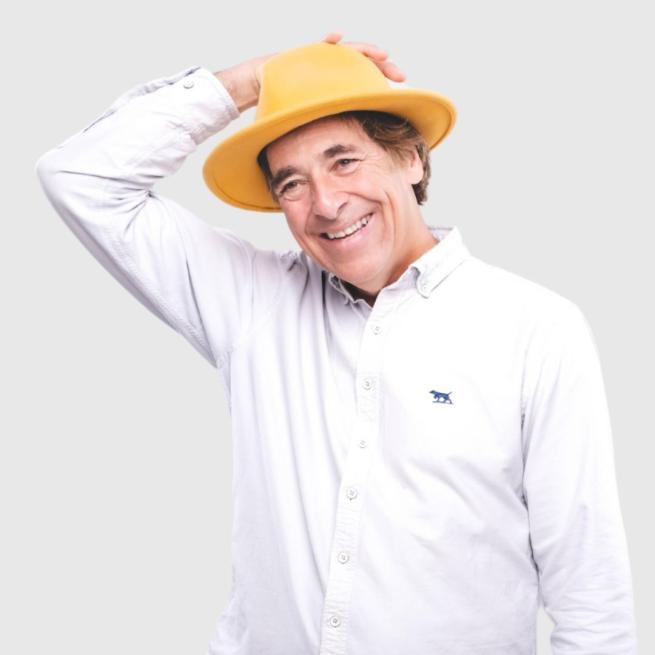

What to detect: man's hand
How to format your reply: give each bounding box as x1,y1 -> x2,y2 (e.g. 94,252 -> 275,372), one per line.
319,32 -> 406,82
213,32 -> 406,114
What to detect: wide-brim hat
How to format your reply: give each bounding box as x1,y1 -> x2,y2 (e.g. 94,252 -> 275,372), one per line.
202,41 -> 457,212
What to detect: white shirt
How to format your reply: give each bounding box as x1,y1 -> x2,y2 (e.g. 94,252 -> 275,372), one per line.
35,64 -> 638,655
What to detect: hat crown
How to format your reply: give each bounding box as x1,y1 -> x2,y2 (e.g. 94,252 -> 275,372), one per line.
256,43 -> 391,121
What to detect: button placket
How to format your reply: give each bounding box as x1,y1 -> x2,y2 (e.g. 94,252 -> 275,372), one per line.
319,303 -> 394,655
328,615 -> 341,627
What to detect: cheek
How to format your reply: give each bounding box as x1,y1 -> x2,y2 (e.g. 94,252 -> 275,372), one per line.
284,210 -> 311,239
355,169 -> 401,199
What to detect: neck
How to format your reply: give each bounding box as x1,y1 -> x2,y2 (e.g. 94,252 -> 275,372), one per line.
345,229 -> 440,306
344,281 -> 378,307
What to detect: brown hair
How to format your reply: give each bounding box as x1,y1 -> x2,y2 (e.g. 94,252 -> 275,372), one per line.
256,110 -> 431,205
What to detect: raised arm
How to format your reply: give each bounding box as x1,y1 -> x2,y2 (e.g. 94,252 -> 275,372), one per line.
34,62 -> 285,369
34,35 -> 406,368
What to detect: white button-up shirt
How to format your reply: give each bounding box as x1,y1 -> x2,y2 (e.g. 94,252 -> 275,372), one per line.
35,64 -> 638,655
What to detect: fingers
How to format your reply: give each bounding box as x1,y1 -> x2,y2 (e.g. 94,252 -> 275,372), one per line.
342,41 -> 389,62
322,34 -> 388,61
322,31 -> 343,43
320,32 -> 406,82
377,60 -> 406,82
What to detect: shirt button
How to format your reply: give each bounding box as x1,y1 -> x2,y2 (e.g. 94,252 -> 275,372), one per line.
329,615 -> 341,627
346,486 -> 359,500
358,440 -> 368,448
337,551 -> 350,564
362,377 -> 374,390
182,79 -> 195,89
371,324 -> 382,335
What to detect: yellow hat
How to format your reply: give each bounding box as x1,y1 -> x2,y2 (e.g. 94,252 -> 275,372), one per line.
202,41 -> 456,212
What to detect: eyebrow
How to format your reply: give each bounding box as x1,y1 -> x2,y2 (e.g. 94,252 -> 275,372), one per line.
270,144 -> 360,193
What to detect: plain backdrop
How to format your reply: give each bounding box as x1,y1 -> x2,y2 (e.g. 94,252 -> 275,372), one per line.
3,1 -> 653,653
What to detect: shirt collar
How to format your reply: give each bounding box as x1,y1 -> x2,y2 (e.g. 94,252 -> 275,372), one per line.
327,224 -> 473,305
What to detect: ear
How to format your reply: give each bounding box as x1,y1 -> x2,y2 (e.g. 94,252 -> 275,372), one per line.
403,148 -> 424,186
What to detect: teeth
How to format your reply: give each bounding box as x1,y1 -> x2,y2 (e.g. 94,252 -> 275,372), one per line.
325,214 -> 371,240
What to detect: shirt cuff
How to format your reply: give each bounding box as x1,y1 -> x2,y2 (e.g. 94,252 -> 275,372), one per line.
174,66 -> 241,145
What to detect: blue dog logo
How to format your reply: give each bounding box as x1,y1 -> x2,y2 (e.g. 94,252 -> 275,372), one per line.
429,389 -> 453,404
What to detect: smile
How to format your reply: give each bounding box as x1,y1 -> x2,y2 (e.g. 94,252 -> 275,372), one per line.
321,213 -> 373,241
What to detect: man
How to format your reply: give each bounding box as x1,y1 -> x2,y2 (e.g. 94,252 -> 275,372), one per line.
35,33 -> 638,655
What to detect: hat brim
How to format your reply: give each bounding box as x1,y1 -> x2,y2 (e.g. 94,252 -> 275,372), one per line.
202,88 -> 456,212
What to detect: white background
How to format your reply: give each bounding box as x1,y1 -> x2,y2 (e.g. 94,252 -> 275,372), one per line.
4,1 -> 653,653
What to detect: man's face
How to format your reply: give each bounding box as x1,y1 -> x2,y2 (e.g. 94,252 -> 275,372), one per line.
265,116 -> 436,303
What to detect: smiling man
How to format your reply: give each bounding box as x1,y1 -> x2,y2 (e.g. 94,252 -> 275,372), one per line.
35,34 -> 638,655
262,115 -> 435,307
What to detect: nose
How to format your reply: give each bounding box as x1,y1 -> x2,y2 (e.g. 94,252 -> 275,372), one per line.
311,174 -> 348,221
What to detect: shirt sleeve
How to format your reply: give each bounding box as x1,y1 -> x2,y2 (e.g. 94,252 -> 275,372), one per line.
521,300 -> 638,654
34,65 -> 286,369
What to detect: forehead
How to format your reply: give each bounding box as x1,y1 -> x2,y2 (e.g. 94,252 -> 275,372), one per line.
266,115 -> 373,163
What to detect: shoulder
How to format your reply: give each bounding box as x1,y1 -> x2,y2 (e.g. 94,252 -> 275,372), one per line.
463,255 -> 584,328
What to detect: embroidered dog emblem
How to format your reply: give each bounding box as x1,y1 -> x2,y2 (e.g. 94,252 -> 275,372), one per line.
429,389 -> 453,404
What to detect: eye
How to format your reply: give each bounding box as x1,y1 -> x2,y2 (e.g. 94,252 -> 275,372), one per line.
277,178 -> 307,200
336,158 -> 358,168
280,180 -> 299,194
